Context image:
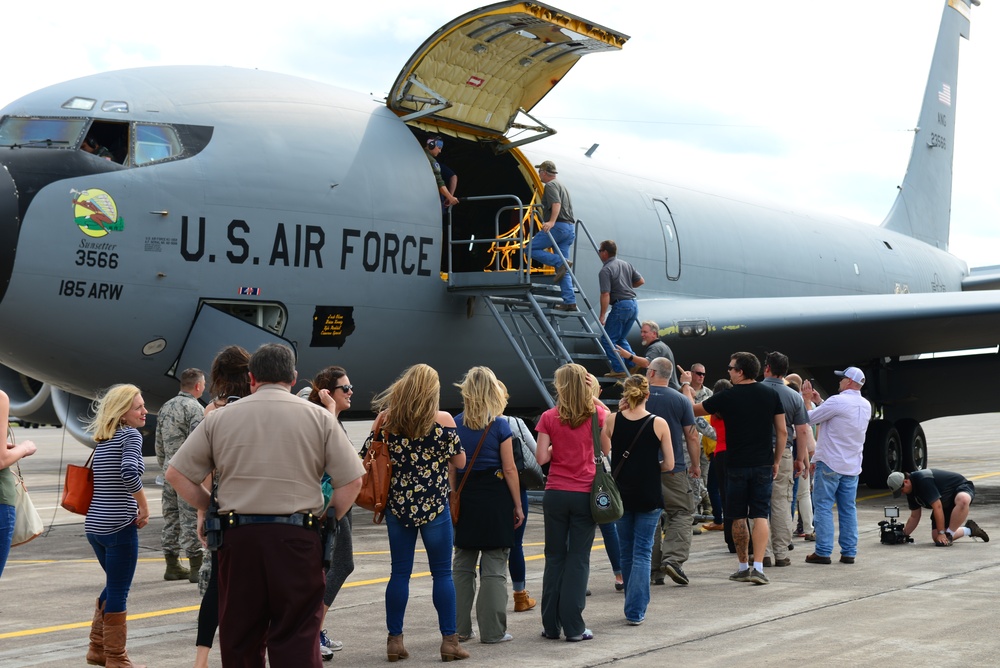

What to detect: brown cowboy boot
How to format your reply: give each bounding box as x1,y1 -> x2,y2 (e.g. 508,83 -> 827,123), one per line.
440,633 -> 470,661
86,598 -> 106,666
102,611 -> 145,668
386,633 -> 409,662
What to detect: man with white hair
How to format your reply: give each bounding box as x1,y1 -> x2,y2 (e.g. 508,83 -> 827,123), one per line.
801,367 -> 871,565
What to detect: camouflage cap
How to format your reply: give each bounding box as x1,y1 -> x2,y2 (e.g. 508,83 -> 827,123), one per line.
535,160 -> 558,174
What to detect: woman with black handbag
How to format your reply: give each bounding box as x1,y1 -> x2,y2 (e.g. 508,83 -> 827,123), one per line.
534,363 -> 607,642
452,367 -> 523,645
601,375 -> 673,626
497,381 -> 544,613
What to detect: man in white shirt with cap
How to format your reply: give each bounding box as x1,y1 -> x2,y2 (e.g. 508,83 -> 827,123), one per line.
801,367 -> 871,565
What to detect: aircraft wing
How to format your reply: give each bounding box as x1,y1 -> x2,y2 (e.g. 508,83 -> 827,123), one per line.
641,290 -> 1000,369
963,265 -> 1000,291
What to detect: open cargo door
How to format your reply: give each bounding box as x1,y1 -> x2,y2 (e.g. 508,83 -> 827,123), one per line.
388,1 -> 629,150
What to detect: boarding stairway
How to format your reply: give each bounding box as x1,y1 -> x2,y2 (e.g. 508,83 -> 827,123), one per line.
445,195 -> 629,408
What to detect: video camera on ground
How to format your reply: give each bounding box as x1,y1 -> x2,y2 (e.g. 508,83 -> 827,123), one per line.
879,506 -> 913,544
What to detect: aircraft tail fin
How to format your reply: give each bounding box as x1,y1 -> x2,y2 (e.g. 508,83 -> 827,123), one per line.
880,0 -> 976,250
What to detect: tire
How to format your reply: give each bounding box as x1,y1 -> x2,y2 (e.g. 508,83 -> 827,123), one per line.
896,419 -> 928,472
861,421 -> 902,488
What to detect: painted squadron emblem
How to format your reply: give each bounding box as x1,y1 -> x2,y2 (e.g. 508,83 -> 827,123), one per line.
72,188 -> 125,238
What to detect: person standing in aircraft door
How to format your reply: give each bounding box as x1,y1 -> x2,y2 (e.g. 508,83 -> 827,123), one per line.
425,137 -> 460,208
530,161 -> 577,310
597,240 -> 643,378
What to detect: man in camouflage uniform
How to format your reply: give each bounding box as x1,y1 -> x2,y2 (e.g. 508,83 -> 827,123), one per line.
680,363 -> 714,528
155,368 -> 206,582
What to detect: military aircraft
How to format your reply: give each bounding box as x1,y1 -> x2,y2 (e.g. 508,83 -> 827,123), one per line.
0,0 -> 997,486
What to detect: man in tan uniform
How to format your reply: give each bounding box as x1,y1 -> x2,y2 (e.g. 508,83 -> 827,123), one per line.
167,343 -> 364,667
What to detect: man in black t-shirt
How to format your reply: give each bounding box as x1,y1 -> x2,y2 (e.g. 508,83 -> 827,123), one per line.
687,351 -> 785,586
887,469 -> 990,545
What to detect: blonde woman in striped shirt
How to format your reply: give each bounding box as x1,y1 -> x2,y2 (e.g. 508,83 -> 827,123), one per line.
83,384 -> 149,668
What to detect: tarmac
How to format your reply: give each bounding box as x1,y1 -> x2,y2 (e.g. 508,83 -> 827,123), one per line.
1,413 -> 998,667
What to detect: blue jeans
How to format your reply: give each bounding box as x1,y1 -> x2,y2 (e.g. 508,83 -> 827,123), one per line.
87,525 -> 139,613
385,510 -> 457,636
600,300 -> 637,372
530,222 -> 575,304
707,455 -> 723,525
811,461 -> 859,558
598,520 -> 622,575
616,509 -> 661,623
0,504 -> 14,578
509,489 -> 529,588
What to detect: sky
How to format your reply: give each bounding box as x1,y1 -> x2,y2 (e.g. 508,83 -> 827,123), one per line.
4,0 -> 997,267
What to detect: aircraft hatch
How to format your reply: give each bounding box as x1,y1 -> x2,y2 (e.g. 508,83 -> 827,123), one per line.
173,303 -> 294,382
388,1 -> 628,148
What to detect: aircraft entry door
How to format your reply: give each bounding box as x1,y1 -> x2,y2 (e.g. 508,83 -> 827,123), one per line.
654,200 -> 681,281
173,303 -> 294,379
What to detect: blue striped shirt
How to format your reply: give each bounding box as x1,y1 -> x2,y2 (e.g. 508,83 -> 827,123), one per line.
84,427 -> 145,535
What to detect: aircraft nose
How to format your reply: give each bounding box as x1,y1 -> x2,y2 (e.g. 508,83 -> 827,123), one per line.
0,165 -> 18,304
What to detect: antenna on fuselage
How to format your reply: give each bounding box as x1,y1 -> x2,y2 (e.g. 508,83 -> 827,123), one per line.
584,143 -> 599,158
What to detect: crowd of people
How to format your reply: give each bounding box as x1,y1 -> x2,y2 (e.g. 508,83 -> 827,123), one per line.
3,335 -> 994,666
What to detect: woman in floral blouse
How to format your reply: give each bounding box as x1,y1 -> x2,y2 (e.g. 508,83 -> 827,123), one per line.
371,364 -> 468,662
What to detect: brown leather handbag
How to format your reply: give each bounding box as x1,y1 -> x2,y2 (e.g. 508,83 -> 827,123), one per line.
61,450 -> 95,515
356,412 -> 391,524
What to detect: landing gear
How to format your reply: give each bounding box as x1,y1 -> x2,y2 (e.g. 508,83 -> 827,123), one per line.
896,419 -> 928,472
861,421 -> 902,488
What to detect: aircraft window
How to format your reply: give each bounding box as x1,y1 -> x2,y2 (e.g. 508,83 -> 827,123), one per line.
134,124 -> 183,165
62,97 -> 96,111
101,101 -> 129,113
0,117 -> 87,148
202,300 -> 286,336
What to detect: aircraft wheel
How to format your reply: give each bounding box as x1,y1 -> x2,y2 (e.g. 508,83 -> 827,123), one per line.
861,421 -> 902,488
896,419 -> 928,472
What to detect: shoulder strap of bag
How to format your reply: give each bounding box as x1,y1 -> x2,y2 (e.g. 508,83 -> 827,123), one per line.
611,414 -> 656,479
371,411 -> 386,443
591,413 -> 602,461
456,419 -> 492,496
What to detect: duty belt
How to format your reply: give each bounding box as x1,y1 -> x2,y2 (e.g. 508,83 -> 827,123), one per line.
220,512 -> 320,531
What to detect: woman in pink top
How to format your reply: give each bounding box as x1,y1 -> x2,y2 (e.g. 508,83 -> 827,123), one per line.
535,364 -> 607,642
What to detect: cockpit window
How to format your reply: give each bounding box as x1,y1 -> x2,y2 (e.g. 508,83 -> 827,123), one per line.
101,101 -> 129,113
63,97 -> 97,111
134,124 -> 183,165
0,117 -> 87,148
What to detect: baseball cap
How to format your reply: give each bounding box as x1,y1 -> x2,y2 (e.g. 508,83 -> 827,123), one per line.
835,366 -> 865,385
887,471 -> 905,498
535,160 -> 558,174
